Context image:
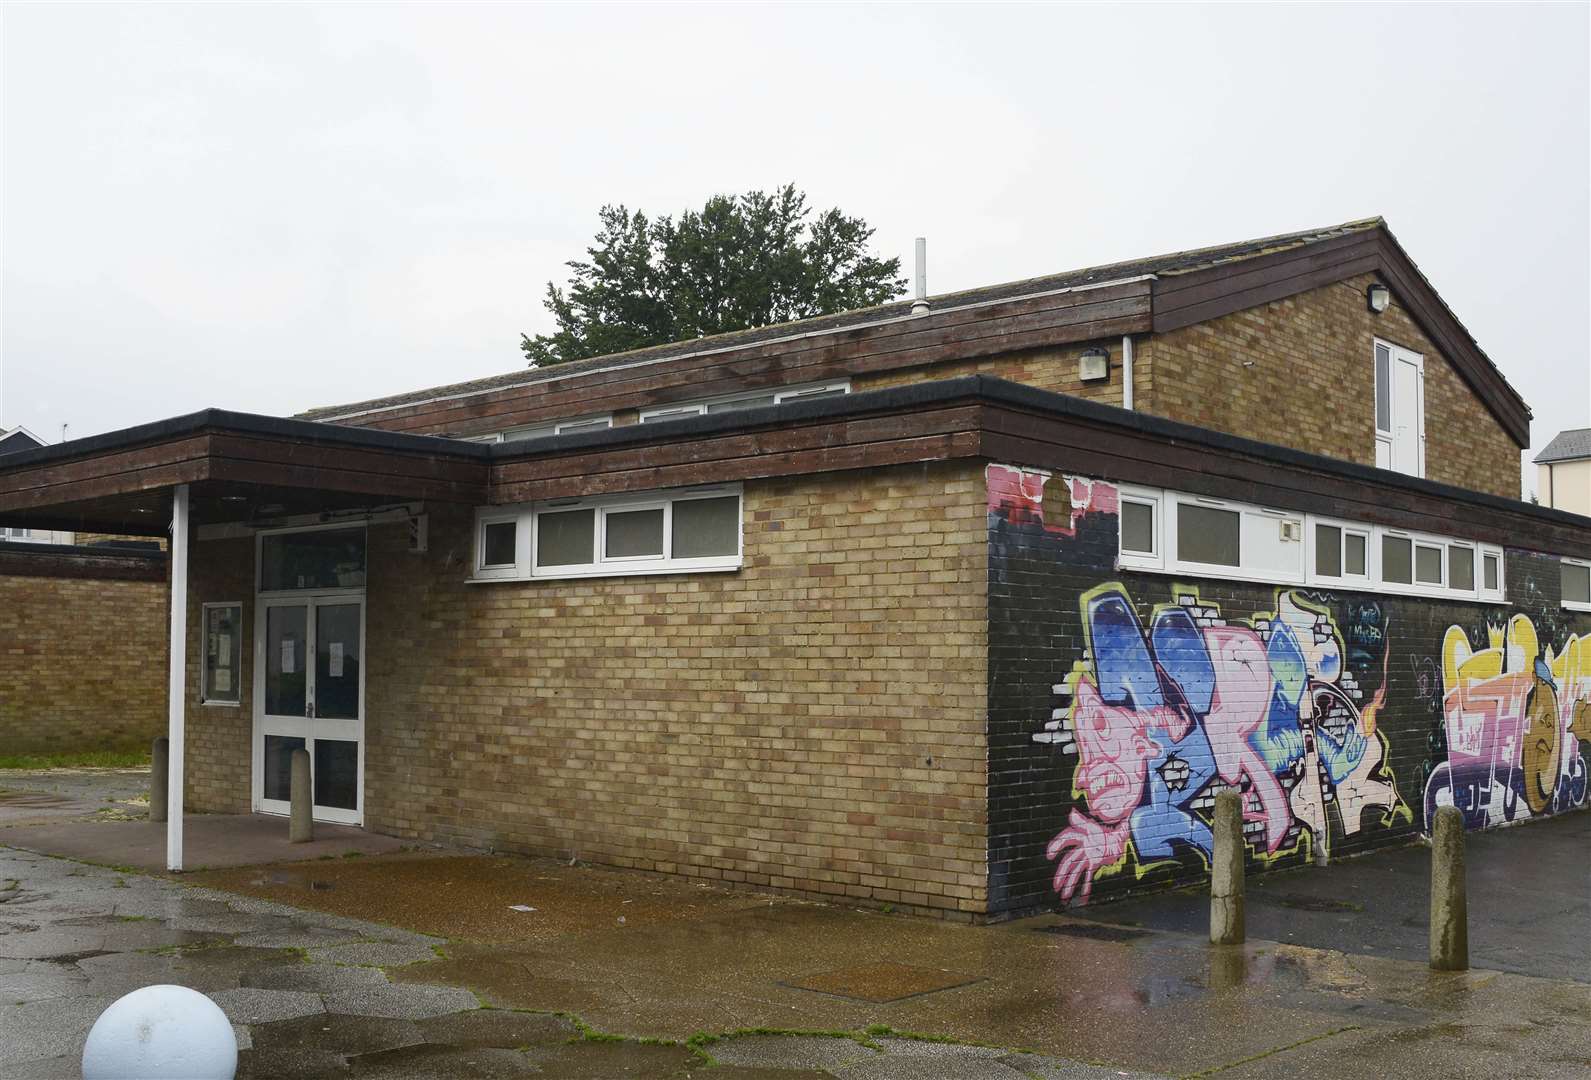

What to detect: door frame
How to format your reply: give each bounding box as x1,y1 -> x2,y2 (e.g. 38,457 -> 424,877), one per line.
250,522 -> 368,826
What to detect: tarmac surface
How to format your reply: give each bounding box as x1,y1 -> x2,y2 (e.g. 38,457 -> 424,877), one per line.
2,768 -> 1588,1078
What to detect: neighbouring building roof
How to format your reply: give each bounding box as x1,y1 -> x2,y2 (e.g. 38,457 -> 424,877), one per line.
1536,427 -> 1591,464
0,425 -> 46,455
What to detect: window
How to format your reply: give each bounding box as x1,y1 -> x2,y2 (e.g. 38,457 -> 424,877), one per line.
1312,521 -> 1370,583
1373,340 -> 1425,478
474,514 -> 520,578
1448,544 -> 1475,592
1480,548 -> 1504,602
1382,534 -> 1413,584
201,602 -> 243,706
260,526 -> 366,592
639,381 -> 851,423
1178,503 -> 1241,567
1116,488 -> 1162,570
1113,483 -> 1521,602
473,487 -> 743,582
1159,495 -> 1304,583
1414,542 -> 1444,586
470,415 -> 614,443
1564,560 -> 1591,611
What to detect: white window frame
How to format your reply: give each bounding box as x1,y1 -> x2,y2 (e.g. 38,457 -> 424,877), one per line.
200,601 -> 243,707
1116,484 -> 1510,604
1374,338 -> 1426,479
1164,493 -> 1305,586
638,380 -> 851,423
473,509 -> 525,580
466,414 -> 614,444
255,521 -> 369,599
470,485 -> 744,583
1115,486 -> 1163,571
1479,545 -> 1505,603
1445,540 -> 1479,598
1563,558 -> 1591,613
1305,516 -> 1372,587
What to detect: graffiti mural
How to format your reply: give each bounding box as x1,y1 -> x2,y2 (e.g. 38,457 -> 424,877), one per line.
1033,585 -> 1407,904
1423,616 -> 1591,830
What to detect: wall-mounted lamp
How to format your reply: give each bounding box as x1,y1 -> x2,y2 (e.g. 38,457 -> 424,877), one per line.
1367,283 -> 1391,314
1079,346 -> 1110,382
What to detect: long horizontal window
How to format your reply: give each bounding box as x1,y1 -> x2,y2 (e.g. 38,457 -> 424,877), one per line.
638,380 -> 850,423
471,486 -> 742,582
466,414 -> 613,444
1117,484 -> 1505,602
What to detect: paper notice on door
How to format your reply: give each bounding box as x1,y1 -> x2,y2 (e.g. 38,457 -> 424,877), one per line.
281,638 -> 296,674
329,641 -> 344,678
218,634 -> 232,666
214,668 -> 232,694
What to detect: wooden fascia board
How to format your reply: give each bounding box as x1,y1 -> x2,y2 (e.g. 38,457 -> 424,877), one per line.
337,283 -> 1154,436
1370,232 -> 1531,447
980,403 -> 1589,558
487,403 -> 987,503
0,435 -> 216,513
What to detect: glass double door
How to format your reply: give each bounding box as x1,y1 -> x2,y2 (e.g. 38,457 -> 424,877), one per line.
256,595 -> 364,824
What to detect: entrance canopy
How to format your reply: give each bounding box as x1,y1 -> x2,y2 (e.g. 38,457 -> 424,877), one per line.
0,409 -> 489,873
0,408 -> 489,537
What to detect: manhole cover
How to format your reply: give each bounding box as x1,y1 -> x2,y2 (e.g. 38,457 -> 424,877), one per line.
1034,922 -> 1151,942
784,961 -> 981,1003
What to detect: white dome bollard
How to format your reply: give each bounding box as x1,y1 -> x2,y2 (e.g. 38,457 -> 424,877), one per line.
82,984 -> 238,1080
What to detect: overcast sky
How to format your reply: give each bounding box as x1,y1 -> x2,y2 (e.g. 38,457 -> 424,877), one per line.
2,3 -> 1587,494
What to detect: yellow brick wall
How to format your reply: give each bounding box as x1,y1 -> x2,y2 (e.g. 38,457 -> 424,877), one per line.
182,534 -> 254,812
855,338 -> 1148,410
360,462 -> 991,916
1137,274 -> 1520,499
176,463 -> 992,915
0,573 -> 167,754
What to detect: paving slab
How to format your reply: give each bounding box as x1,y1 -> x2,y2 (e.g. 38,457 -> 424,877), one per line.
710,1034 -> 882,1071
211,985 -> 327,1023
323,981 -> 482,1020
250,1012 -> 426,1055
245,961 -> 391,992
414,1007 -> 581,1048
3,813 -> 408,872
347,1044 -> 541,1078
308,940 -> 440,967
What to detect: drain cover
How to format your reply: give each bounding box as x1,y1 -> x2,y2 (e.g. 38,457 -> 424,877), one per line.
785,962 -> 981,1003
1034,922 -> 1151,942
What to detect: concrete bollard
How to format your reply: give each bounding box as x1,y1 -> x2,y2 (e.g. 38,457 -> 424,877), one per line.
289,748 -> 313,844
1209,789 -> 1245,946
149,738 -> 168,824
1429,805 -> 1468,971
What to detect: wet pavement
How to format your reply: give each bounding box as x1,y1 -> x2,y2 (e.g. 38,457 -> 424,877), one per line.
2,767 -> 1588,1077
1073,810 -> 1591,984
1,767 -> 411,870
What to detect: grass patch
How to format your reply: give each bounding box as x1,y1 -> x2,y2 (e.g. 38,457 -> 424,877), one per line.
0,748 -> 150,770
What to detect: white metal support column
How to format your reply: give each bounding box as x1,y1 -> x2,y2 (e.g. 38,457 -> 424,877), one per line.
166,484 -> 189,871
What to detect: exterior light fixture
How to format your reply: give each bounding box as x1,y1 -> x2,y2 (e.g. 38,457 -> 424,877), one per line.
1367,283 -> 1391,314
1079,346 -> 1110,382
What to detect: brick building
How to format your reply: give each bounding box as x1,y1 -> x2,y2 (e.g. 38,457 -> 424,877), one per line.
0,218 -> 1585,917
0,424 -> 168,755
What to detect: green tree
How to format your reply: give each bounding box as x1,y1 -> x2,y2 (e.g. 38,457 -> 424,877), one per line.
521,185 -> 905,366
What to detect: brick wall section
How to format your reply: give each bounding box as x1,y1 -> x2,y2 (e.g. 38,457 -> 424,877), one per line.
181,462 -> 991,916
182,534 -> 254,812
362,462 -> 990,916
0,570 -> 167,755
1137,274 -> 1520,498
986,465 -> 1589,916
856,339 -> 1149,412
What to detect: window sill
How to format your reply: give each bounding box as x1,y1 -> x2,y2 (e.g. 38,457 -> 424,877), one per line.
200,699 -> 241,708
467,559 -> 743,584
1565,600 -> 1591,613
1117,559 -> 1510,605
